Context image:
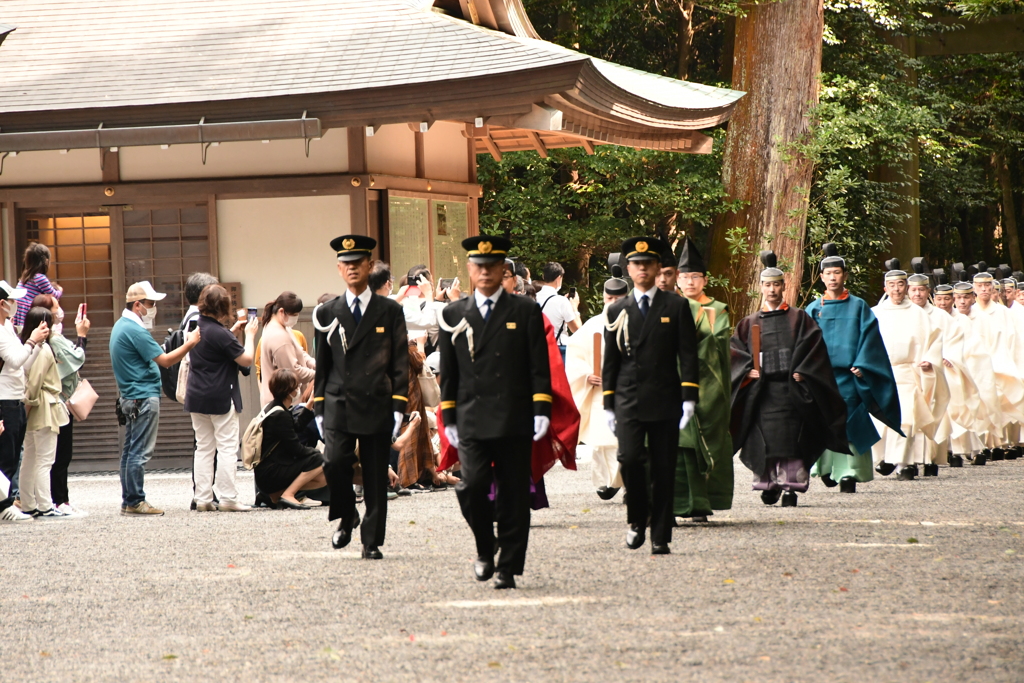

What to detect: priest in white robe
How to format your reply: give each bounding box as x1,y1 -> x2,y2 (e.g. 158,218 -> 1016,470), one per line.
565,277 -> 627,499
871,260 -> 948,480
950,278 -> 1001,464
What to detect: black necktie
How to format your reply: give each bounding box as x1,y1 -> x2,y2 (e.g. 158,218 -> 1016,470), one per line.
483,299 -> 493,322
352,299 -> 362,324
639,294 -> 649,318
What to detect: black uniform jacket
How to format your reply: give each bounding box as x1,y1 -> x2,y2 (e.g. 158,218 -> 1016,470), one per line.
313,292 -> 409,435
439,290 -> 551,440
602,288 -> 700,421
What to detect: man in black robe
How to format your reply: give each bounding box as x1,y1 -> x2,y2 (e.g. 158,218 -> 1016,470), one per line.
730,251 -> 848,507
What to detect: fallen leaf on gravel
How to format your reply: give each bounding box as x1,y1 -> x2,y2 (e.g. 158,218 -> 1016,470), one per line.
782,572 -> 793,577
569,525 -> 578,529
839,587 -> 849,592
244,615 -> 253,620
759,656 -> 771,661
850,569 -> 859,573
582,509 -> 591,513
441,631 -> 447,636
907,538 -> 919,544
162,654 -> 177,660
723,579 -> 735,584
752,617 -> 762,622
1005,549 -> 1016,555
40,651 -> 50,657
227,564 -> 235,568
488,662 -> 501,668
988,600 -> 1001,604
321,647 -> 341,661
409,520 -> 416,525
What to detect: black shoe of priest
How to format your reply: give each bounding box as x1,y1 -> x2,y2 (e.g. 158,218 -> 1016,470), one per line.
923,464 -> 939,477
780,491 -> 798,507
992,448 -> 1005,461
839,477 -> 857,493
821,474 -> 838,488
875,462 -> 897,477
948,454 -> 964,468
760,489 -> 782,506
973,452 -> 988,466
897,465 -> 918,481
596,486 -> 620,500
625,525 -> 646,550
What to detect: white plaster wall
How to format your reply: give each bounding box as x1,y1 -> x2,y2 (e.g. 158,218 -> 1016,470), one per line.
217,195 -> 351,308
0,149 -> 103,186
424,121 -> 470,183
119,128 -> 348,181
365,124 -> 416,177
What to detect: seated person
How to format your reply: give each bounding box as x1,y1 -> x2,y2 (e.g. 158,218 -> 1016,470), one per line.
254,369 -> 327,510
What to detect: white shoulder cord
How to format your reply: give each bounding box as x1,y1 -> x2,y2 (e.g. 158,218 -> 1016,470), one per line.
604,309 -> 630,355
437,314 -> 475,361
311,302 -> 347,352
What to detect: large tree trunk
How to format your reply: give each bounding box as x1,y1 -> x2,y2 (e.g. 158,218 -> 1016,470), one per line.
678,2 -> 696,81
706,0 -> 824,315
993,151 -> 1022,271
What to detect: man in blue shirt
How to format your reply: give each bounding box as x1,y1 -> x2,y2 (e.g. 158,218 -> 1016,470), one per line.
109,281 -> 199,515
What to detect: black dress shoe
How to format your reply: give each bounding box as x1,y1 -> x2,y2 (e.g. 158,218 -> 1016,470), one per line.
760,489 -> 782,506
991,448 -> 1005,461
651,543 -> 670,555
474,558 -> 495,581
948,454 -> 964,468
254,492 -> 280,509
331,523 -> 352,550
897,465 -> 918,481
922,464 -> 939,477
494,571 -> 516,589
780,491 -> 798,507
972,453 -> 987,466
839,477 -> 857,493
875,462 -> 897,476
821,474 -> 838,488
278,498 -> 311,510
625,525 -> 646,550
361,545 -> 383,560
596,486 -> 620,500
1007,447 -> 1021,460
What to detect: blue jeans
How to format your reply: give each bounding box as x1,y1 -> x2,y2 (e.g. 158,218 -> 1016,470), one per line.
120,397 -> 160,507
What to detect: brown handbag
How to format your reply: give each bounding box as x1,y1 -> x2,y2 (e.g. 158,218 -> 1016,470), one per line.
67,378 -> 99,422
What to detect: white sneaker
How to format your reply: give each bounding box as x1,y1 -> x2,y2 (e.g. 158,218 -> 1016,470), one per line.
193,501 -> 217,512
56,503 -> 86,518
216,499 -> 252,512
0,506 -> 32,522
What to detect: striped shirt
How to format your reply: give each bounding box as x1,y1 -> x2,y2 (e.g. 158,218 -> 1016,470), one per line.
14,273 -> 61,326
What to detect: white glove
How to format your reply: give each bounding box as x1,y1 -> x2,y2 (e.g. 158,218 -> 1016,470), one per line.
605,409 -> 616,436
315,415 -> 324,440
679,401 -> 696,430
392,411 -> 403,441
533,415 -> 550,442
444,425 -> 460,449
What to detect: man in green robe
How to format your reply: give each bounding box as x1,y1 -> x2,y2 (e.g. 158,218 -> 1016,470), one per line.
670,238 -> 733,522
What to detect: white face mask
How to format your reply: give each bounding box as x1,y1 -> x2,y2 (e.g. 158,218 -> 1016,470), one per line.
140,304 -> 157,329
285,314 -> 299,328
0,300 -> 11,317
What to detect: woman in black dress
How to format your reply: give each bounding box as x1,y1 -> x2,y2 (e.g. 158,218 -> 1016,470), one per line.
254,368 -> 327,510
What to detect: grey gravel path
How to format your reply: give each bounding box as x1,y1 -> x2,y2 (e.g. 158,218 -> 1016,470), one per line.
2,456 -> 1022,682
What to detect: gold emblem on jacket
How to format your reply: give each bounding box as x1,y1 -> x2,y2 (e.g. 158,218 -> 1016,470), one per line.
506,322 -> 517,329
376,327 -> 385,333
342,238 -> 355,250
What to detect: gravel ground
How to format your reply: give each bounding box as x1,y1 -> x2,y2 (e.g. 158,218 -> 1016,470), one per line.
2,456 -> 1022,682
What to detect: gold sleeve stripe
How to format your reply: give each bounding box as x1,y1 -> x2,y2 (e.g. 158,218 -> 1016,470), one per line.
681,382 -> 699,388
313,397 -> 324,402
533,394 -> 553,403
440,401 -> 457,410
602,390 -> 615,396
392,395 -> 408,402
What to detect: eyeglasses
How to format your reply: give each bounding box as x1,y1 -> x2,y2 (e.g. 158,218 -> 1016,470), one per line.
502,272 -> 515,280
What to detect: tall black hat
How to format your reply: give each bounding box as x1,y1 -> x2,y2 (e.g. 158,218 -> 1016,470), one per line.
677,236 -> 707,274
884,257 -> 907,281
607,252 -> 623,278
820,242 -> 845,271
908,257 -> 929,286
759,251 -> 784,283
933,269 -> 952,293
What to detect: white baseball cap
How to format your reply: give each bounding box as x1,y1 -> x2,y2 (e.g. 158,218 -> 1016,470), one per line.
125,280 -> 167,303
0,280 -> 28,300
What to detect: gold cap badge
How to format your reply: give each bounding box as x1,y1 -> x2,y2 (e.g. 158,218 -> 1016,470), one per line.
636,241 -> 648,253
478,241 -> 493,254
342,238 -> 355,250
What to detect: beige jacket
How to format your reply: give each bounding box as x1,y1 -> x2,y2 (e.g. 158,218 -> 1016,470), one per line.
24,342 -> 70,433
259,321 -> 315,405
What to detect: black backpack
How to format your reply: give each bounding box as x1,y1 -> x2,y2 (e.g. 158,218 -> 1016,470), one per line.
160,310 -> 200,402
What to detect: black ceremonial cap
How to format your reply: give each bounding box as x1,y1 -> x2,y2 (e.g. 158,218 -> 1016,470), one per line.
603,277 -> 629,296
884,257 -> 907,281
760,250 -> 784,282
908,257 -> 929,286
607,252 -> 623,278
661,249 -> 677,268
933,269 -> 952,293
677,236 -> 707,274
620,236 -> 669,262
462,235 -> 511,263
330,234 -> 376,261
820,242 -> 845,271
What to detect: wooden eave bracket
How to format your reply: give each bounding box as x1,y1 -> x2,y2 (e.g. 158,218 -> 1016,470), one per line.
481,135 -> 502,162
526,131 -> 548,158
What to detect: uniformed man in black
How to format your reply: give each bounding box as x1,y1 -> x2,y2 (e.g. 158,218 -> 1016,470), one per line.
313,235 -> 409,560
439,235 -> 551,590
602,236 -> 699,555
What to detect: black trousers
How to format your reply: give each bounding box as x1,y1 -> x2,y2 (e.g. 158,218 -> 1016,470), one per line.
455,435 -> 533,575
0,400 -> 26,487
617,417 -> 679,545
324,428 -> 390,547
50,420 -> 74,505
